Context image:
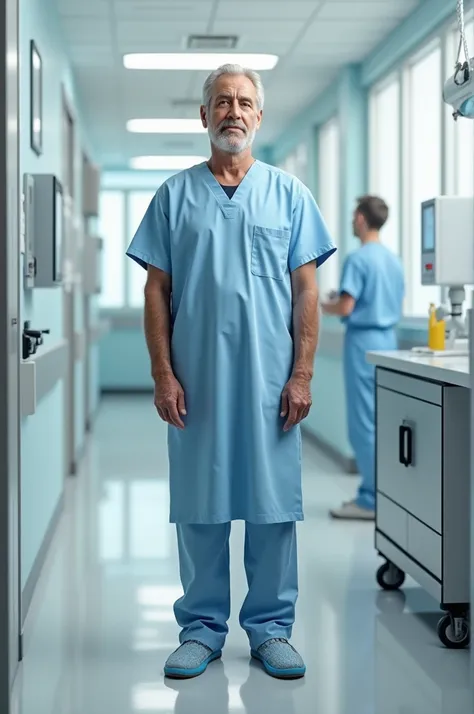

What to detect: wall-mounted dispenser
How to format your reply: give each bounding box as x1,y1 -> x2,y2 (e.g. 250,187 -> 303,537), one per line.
30,174 -> 64,288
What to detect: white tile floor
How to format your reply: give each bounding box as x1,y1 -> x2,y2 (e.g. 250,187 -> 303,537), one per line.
13,396 -> 472,714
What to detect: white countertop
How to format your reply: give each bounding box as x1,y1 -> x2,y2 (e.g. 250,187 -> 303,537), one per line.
367,350 -> 470,389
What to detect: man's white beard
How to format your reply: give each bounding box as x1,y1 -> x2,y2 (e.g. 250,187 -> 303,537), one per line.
208,123 -> 257,155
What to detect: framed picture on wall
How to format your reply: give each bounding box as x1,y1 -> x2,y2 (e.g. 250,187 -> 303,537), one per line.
30,40 -> 43,156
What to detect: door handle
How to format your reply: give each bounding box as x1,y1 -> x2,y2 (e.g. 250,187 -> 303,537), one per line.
399,424 -> 413,468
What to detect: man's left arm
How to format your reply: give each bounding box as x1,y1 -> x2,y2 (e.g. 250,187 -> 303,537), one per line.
282,183 -> 337,431
281,261 -> 319,432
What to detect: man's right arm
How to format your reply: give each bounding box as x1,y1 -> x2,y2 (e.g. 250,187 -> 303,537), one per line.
144,265 -> 186,429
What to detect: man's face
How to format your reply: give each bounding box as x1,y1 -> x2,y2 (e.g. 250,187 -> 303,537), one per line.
201,74 -> 263,155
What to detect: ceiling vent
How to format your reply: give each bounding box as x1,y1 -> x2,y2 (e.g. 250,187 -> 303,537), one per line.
187,35 -> 239,50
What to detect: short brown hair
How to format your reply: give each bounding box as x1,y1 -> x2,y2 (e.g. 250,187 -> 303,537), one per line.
356,195 -> 389,230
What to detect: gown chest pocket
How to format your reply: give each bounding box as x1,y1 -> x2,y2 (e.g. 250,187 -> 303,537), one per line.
251,226 -> 291,281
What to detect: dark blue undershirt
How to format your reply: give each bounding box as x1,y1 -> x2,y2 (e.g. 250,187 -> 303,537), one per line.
220,185 -> 238,199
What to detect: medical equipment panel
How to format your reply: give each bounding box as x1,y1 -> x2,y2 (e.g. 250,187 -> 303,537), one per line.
374,365 -> 470,649
31,174 -> 63,288
421,197 -> 474,286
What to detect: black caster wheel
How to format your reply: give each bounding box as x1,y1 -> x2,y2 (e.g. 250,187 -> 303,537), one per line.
376,561 -> 406,591
437,614 -> 470,649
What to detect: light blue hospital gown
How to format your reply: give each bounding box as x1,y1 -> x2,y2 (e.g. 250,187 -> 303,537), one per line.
127,160 -> 335,524
340,243 -> 405,510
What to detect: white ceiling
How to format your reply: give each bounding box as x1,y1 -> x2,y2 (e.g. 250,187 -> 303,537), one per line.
55,0 -> 422,169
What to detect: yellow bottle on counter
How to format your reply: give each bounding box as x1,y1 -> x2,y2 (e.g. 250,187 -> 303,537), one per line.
428,303 -> 446,351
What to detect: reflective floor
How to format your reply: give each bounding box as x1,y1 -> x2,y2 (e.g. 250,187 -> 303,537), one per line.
14,395 -> 472,714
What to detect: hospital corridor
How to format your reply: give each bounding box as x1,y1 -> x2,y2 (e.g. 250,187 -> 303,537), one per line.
17,394 -> 471,714
1,0 -> 474,712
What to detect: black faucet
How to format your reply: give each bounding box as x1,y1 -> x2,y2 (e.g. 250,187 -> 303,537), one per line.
22,321 -> 50,360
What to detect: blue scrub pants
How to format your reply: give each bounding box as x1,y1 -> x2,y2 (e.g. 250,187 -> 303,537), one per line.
174,522 -> 298,652
344,327 -> 397,511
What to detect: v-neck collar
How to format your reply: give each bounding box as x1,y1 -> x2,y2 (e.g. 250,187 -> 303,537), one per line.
200,159 -> 260,207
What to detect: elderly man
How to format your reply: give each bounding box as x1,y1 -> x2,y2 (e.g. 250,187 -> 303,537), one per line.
126,64 -> 335,680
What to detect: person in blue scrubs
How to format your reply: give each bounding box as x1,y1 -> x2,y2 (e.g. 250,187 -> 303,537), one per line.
126,64 -> 335,680
322,196 -> 404,521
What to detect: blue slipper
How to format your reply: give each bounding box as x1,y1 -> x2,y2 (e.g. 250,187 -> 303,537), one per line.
164,640 -> 222,679
251,638 -> 306,679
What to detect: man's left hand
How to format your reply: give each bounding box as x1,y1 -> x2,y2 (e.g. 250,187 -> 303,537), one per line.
281,376 -> 312,432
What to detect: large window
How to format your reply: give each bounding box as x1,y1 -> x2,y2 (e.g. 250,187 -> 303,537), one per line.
98,191 -> 125,308
98,189 -> 157,308
369,76 -> 401,255
317,118 -> 340,296
404,44 -> 443,315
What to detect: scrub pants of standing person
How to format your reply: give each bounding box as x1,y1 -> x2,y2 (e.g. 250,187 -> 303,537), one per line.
174,521 -> 298,652
342,327 -> 397,514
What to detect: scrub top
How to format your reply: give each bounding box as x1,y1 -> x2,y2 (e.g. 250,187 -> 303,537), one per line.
126,160 -> 336,524
340,243 -> 404,329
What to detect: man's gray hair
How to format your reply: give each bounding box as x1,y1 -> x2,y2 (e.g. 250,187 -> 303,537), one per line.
202,64 -> 265,110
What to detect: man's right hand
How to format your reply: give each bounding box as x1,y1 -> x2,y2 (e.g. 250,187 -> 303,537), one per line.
154,374 -> 187,429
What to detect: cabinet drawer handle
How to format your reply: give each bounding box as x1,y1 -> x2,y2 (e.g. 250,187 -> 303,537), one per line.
399,424 -> 413,467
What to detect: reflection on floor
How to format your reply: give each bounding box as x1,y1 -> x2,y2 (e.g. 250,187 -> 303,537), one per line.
13,395 -> 472,714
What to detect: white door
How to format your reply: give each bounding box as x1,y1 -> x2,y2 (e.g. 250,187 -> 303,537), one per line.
1,0 -> 21,703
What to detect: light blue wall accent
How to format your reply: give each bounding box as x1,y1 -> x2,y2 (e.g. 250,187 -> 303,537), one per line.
306,353 -> 352,459
361,0 -> 457,86
255,145 -> 274,164
20,0 -> 95,589
337,65 -> 368,255
90,344 -> 101,414
270,81 -> 339,168
100,329 -> 153,391
21,385 -> 64,589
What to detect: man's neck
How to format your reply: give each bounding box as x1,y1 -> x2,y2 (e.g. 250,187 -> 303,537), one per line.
208,149 -> 255,184
360,231 -> 380,245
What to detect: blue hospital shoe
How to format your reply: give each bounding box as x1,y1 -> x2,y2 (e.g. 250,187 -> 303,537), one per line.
164,640 -> 222,679
251,638 -> 306,679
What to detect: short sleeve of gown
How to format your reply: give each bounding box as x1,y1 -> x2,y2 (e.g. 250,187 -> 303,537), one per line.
340,254 -> 364,300
288,183 -> 336,273
126,187 -> 171,274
